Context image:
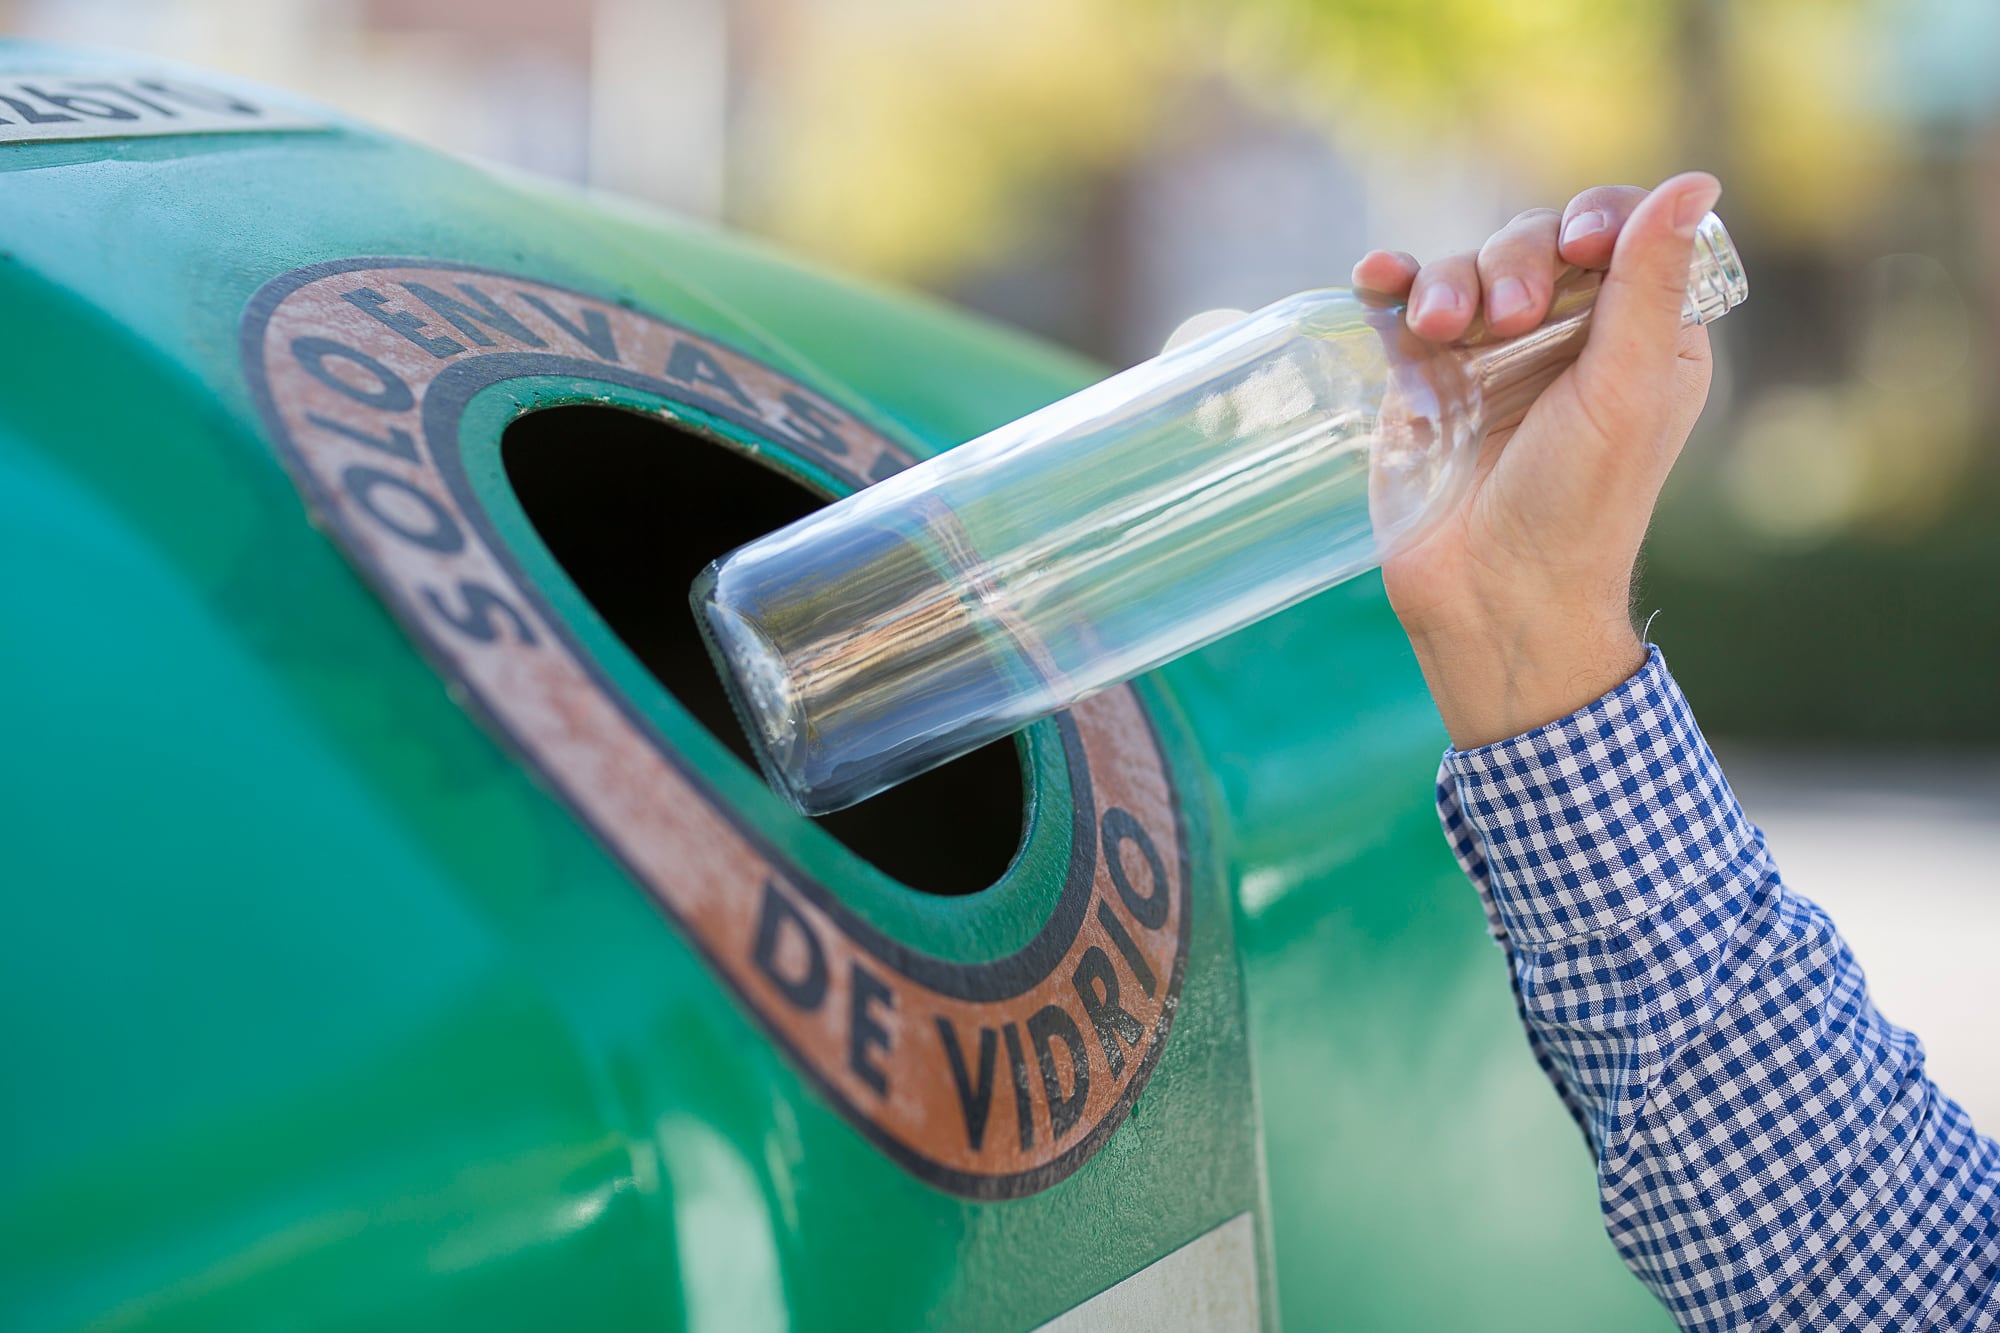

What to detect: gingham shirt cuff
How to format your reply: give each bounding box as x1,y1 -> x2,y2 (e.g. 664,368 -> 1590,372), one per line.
1436,645 -> 1758,950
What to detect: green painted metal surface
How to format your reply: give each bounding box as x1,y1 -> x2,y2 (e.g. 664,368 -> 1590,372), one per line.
0,43 -> 1670,1332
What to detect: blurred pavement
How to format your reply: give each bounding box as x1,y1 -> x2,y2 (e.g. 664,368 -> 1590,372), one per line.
1720,749 -> 2000,1132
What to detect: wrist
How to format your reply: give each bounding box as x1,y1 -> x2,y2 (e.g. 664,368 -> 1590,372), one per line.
1409,612 -> 1646,750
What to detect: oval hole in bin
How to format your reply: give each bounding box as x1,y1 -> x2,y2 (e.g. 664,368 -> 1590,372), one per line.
503,405 -> 1027,897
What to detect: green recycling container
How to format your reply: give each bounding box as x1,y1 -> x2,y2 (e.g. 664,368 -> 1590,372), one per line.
0,43 -> 1671,1332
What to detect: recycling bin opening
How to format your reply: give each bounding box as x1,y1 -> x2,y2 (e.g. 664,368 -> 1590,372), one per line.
502,404 -> 1027,896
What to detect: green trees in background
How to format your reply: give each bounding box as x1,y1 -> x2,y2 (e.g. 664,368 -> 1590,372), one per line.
737,0 -> 1998,744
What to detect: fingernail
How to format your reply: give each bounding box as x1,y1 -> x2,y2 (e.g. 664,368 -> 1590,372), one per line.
1674,180 -> 1721,232
1413,284 -> 1460,325
1561,209 -> 1606,247
1488,276 -> 1531,323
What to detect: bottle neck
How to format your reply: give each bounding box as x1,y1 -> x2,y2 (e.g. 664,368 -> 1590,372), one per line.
1454,270 -> 1601,435
1451,210 -> 1748,435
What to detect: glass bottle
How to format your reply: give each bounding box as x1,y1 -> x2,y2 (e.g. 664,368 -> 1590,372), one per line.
695,215 -> 1747,815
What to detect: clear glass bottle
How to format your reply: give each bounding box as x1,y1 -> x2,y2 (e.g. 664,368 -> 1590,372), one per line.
695,215 -> 1747,815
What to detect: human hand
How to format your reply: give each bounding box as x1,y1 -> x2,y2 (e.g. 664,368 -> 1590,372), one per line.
1351,172 -> 1721,749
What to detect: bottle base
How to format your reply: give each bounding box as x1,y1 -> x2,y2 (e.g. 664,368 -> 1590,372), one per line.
691,561 -> 820,815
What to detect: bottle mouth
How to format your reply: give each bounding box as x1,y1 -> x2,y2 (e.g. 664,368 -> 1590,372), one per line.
1685,212 -> 1749,326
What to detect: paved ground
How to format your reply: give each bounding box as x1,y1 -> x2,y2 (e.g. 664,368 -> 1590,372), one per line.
1717,748 -> 2000,1131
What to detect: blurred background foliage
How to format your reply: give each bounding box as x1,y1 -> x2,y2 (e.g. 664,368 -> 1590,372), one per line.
10,0 -> 1999,744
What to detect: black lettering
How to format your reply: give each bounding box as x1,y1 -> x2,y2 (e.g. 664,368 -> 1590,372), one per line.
847,962 -> 894,1098
514,292 -> 620,362
307,412 -> 420,463
750,880 -> 826,1011
135,78 -> 258,115
0,95 -> 78,124
1096,900 -> 1157,998
1072,946 -> 1145,1080
1002,1021 -> 1034,1151
664,340 -> 755,411
292,337 -> 414,411
1103,807 -> 1169,931
867,451 -> 906,483
779,391 -> 850,455
402,282 -> 547,349
20,85 -> 138,120
1028,1004 -> 1090,1142
72,82 -> 178,117
422,580 -> 538,646
341,467 -> 463,553
342,288 -> 463,359
937,1018 -> 998,1153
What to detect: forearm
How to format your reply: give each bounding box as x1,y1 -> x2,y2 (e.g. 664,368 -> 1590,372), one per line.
1439,649 -> 2000,1330
1403,570 -> 1645,751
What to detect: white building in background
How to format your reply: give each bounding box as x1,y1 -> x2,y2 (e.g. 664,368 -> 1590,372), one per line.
7,0 -> 727,217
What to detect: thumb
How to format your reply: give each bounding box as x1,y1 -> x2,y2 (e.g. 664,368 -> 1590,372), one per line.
1572,171 -> 1721,439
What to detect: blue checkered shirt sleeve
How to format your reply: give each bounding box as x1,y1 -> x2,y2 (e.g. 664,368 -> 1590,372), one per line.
1437,646 -> 2000,1331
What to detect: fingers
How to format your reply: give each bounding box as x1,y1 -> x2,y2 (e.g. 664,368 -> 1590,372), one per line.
1396,208 -> 1572,341
1557,186 -> 1649,269
1476,208 -> 1563,336
1405,251 -> 1481,340
1375,173 -> 1717,354
1351,249 -> 1419,295
1574,171 -> 1722,428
